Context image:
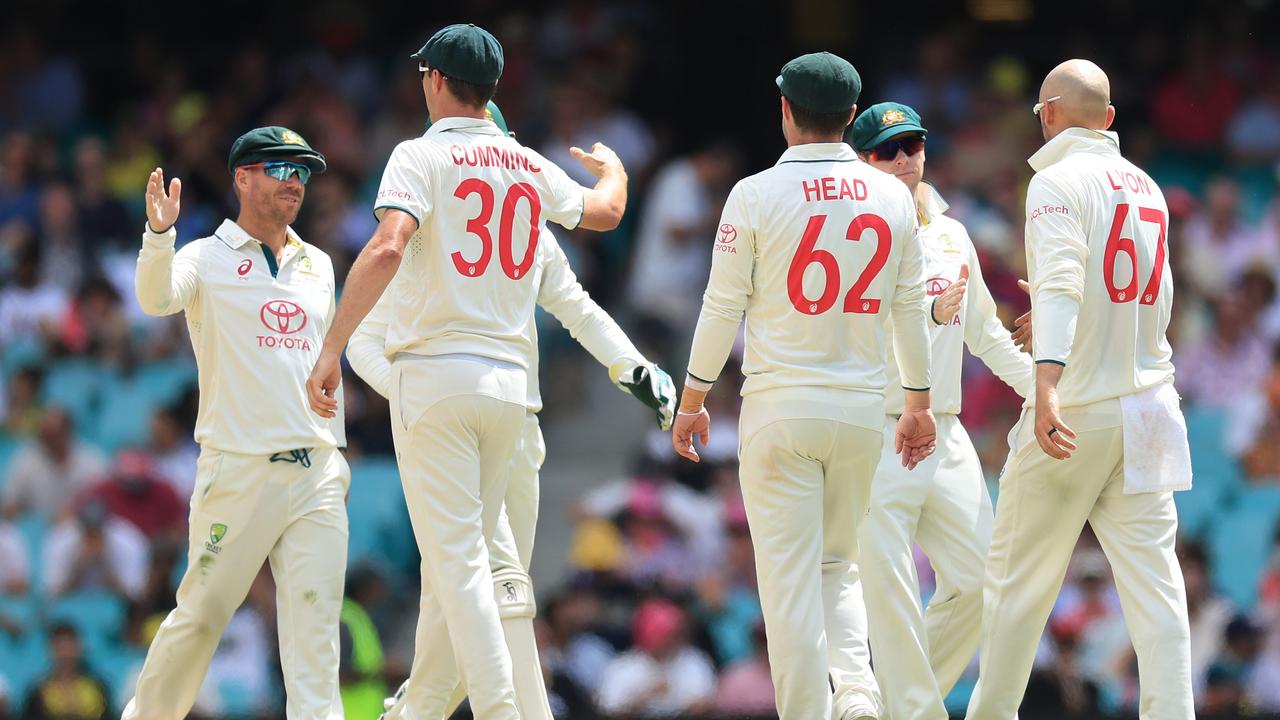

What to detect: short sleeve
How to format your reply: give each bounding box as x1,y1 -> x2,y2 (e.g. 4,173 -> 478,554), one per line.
374,142 -> 432,225
533,152 -> 587,230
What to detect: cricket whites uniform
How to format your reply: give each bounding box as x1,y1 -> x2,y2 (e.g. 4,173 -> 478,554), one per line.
127,220 -> 349,720
347,229 -> 645,720
967,128 -> 1194,719
372,116 -> 591,720
686,142 -> 931,720
859,185 -> 1033,720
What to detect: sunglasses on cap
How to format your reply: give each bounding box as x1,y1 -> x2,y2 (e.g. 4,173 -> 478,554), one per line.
869,136 -> 925,162
241,161 -> 312,185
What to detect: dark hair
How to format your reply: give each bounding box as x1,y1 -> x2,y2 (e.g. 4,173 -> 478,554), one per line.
788,99 -> 853,136
50,622 -> 79,640
444,76 -> 497,109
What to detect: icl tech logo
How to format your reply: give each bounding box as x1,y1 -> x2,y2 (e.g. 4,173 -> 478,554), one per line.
257,300 -> 312,351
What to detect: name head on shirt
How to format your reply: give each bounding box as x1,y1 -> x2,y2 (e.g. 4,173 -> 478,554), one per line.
450,144 -> 542,173
802,176 -> 868,203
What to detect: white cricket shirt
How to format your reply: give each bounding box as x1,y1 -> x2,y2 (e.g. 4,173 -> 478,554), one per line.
347,230 -> 644,413
1025,128 -> 1175,408
372,117 -> 588,367
687,142 -> 931,404
135,220 -> 344,454
884,185 -> 1034,415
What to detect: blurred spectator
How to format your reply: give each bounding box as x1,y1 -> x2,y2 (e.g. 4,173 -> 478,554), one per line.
1,366 -> 44,437
42,499 -> 148,601
1180,540 -> 1236,700
1151,37 -> 1240,149
77,451 -> 185,540
58,276 -> 128,359
339,563 -> 389,720
0,242 -> 67,350
1176,293 -> 1270,411
1182,177 -> 1279,296
1021,618 -> 1102,717
1203,615 -> 1264,715
1050,550 -> 1131,692
36,183 -> 86,293
596,598 -> 715,717
72,137 -> 133,252
190,565 -> 276,718
695,510 -> 761,665
0,517 -> 29,595
713,622 -> 775,716
1227,72 -> 1280,163
618,482 -> 698,592
0,132 -> 39,229
625,145 -> 738,343
146,407 -> 198,499
540,75 -> 656,190
542,584 -> 617,698
21,623 -> 109,720
2,408 -> 107,519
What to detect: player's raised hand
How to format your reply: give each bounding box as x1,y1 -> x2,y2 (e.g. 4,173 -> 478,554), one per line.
932,264 -> 969,324
1011,279 -> 1033,352
306,350 -> 342,418
569,142 -> 624,178
145,167 -> 182,233
672,407 -> 711,463
894,408 -> 937,470
1034,385 -> 1077,459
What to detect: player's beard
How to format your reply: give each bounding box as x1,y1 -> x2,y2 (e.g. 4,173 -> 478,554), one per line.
260,190 -> 303,226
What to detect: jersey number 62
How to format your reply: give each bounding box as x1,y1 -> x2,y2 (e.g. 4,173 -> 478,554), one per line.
787,212 -> 891,315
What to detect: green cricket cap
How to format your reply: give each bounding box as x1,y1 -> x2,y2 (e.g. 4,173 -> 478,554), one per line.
226,126 -> 326,174
775,52 -> 861,114
848,102 -> 928,151
411,23 -> 504,85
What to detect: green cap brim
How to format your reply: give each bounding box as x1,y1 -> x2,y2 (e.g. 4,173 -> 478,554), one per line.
858,124 -> 928,151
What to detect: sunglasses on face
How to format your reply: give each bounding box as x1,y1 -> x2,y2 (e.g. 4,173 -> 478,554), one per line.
243,161 -> 311,185
869,136 -> 925,162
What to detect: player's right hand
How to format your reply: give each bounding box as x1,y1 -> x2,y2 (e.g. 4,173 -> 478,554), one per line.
569,142 -> 623,178
672,407 -> 710,463
932,264 -> 969,324
145,167 -> 181,234
306,350 -> 342,418
895,408 -> 937,471
1034,386 -> 1077,460
1011,279 -> 1032,352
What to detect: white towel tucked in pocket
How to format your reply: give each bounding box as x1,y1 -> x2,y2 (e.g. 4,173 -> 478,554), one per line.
1120,381 -> 1193,494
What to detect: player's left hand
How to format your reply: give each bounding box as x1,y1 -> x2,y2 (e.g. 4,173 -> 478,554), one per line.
1034,386 -> 1077,460
932,264 -> 969,325
672,407 -> 710,463
1011,279 -> 1033,352
615,362 -> 676,430
895,408 -> 937,470
569,142 -> 623,178
306,350 -> 342,418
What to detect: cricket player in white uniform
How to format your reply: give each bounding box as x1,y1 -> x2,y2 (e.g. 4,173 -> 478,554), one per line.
305,24 -> 630,720
966,60 -> 1194,720
126,127 -> 349,720
672,53 -> 937,720
345,103 -> 674,720
844,102 -> 1034,720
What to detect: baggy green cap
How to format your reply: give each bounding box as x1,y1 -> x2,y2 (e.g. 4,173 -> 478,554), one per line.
775,52 -> 861,114
411,23 -> 504,85
848,101 -> 928,151
226,126 -> 327,174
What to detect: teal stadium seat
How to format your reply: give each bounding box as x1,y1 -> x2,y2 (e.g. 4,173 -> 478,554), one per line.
346,456 -> 416,570
1208,500 -> 1278,611
92,378 -> 160,453
46,591 -> 127,659
15,515 -> 47,597
41,358 -> 109,431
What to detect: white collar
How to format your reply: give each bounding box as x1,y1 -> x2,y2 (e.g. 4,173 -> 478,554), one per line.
425,116 -> 503,137
213,219 -> 304,252
775,142 -> 859,166
1028,127 -> 1121,172
917,183 -> 950,225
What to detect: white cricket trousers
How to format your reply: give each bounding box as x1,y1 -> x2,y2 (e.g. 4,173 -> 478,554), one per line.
738,396 -> 883,720
123,445 -> 350,720
860,414 -> 991,720
389,356 -> 527,720
966,402 -> 1193,720
383,412 -> 553,720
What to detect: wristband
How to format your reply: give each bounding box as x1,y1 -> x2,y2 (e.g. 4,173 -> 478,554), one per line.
683,374 -> 714,392
677,408 -> 704,416
930,297 -> 941,325
146,221 -> 174,235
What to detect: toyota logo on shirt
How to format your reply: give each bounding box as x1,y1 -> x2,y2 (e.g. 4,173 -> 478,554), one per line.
260,300 -> 308,334
926,277 -> 952,296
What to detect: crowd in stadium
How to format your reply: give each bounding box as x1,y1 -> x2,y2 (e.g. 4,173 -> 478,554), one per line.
2,1 -> 1280,717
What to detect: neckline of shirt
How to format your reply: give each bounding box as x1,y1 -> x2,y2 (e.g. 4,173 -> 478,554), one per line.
775,142 -> 859,165
1028,127 -> 1121,172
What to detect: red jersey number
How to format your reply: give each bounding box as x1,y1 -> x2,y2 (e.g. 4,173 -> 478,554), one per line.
1103,203 -> 1167,305
452,179 -> 542,280
787,212 -> 891,315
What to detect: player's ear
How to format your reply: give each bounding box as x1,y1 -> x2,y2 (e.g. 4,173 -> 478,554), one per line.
1104,104 -> 1116,130
846,104 -> 857,128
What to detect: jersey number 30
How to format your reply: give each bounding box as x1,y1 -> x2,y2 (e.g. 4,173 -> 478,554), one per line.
1103,203 -> 1167,305
452,179 -> 542,280
787,213 -> 891,315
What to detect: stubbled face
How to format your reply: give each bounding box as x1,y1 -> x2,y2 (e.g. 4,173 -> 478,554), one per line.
237,161 -> 305,225
865,132 -> 926,192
